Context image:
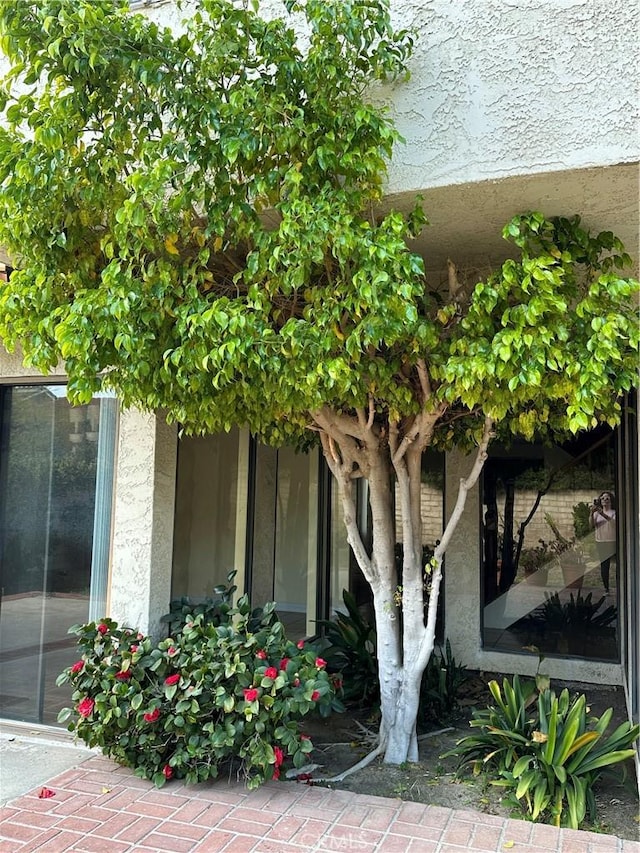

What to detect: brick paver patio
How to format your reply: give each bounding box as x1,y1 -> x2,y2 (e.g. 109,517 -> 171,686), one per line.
0,754 -> 638,852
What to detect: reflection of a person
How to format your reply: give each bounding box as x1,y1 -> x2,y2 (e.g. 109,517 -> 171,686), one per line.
589,491 -> 616,594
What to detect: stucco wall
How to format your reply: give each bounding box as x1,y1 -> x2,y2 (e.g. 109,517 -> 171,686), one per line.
109,410 -> 177,638
385,0 -> 639,193
143,0 -> 639,192
0,346 -> 65,380
129,0 -> 639,269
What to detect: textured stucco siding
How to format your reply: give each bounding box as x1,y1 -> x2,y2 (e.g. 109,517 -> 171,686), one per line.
385,0 -> 639,192
109,410 -> 177,638
146,0 -> 639,192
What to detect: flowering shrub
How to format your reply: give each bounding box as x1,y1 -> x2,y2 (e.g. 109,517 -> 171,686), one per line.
57,597 -> 343,788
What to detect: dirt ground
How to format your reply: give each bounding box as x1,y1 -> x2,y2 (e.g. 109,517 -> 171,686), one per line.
300,673 -> 639,842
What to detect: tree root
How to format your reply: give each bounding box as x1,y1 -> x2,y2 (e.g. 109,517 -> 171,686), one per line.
417,726 -> 454,742
302,727 -> 455,784
307,741 -> 385,784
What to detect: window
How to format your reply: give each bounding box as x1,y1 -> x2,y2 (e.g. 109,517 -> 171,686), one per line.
481,428 -> 618,661
0,385 -> 117,724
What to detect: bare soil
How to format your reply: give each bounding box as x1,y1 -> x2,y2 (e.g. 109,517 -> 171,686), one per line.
301,673 -> 639,842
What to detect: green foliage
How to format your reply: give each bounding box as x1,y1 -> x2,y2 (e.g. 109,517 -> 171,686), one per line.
161,569 -> 239,635
317,590 -> 379,706
445,675 -> 539,775
446,676 -> 639,829
0,2 -> 636,450
57,600 -> 343,788
160,569 -> 279,636
419,639 -> 468,725
572,501 -> 592,541
538,591 -> 617,632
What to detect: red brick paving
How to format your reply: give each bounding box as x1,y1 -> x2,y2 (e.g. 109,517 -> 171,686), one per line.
0,755 -> 638,852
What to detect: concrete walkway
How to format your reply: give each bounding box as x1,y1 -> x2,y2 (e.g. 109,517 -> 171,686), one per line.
0,731 -> 638,852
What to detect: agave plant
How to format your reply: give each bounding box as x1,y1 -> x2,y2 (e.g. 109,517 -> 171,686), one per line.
316,589 -> 379,705
508,689 -> 638,828
540,591 -> 617,631
445,676 -> 639,829
443,675 -> 539,775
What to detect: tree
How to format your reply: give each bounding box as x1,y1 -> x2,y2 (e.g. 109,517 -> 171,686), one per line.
0,0 -> 637,765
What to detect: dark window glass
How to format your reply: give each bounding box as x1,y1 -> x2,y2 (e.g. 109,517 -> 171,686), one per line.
481,428 -> 618,661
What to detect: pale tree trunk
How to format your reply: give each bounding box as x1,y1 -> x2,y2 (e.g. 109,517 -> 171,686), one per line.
314,401 -> 494,766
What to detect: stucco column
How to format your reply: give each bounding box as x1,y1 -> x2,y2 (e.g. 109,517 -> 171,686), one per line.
108,409 -> 177,638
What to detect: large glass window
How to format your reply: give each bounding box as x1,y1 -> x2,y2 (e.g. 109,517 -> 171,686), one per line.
172,430 -> 249,600
250,445 -> 319,638
482,428 -> 618,661
0,385 -> 116,725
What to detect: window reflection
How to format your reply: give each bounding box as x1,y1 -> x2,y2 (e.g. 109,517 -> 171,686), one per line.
482,429 -> 618,661
0,386 -> 115,725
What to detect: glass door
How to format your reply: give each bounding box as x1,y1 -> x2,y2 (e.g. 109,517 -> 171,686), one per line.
0,386 -> 116,725
251,445 -> 320,638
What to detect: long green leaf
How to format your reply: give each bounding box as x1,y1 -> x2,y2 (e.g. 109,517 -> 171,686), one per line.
553,763 -> 567,783
488,680 -> 506,712
566,776 -> 587,829
553,695 -> 586,765
577,748 -> 636,774
594,707 -> 613,734
513,755 -> 532,777
543,695 -> 558,763
532,780 -> 551,820
516,768 -> 537,799
564,730 -> 600,760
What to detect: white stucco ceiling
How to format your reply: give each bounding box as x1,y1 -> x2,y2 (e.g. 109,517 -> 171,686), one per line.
389,162 -> 639,276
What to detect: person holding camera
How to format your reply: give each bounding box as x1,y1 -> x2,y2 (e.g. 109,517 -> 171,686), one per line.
589,491 -> 616,595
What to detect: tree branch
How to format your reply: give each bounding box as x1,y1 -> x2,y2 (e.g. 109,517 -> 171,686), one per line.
318,431 -> 374,584
416,359 -> 431,403
310,741 -> 385,783
435,415 -> 495,562
447,258 -> 460,301
367,393 -> 375,430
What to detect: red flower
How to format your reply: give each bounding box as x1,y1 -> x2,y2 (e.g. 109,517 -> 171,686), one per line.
130,645 -> 139,653
38,787 -> 55,799
332,676 -> 343,690
167,646 -> 177,656
77,697 -> 94,718
272,767 -> 280,780
300,734 -> 311,741
315,657 -> 327,669
296,640 -> 305,649
264,666 -> 278,680
97,623 -> 108,635
293,678 -> 300,687
274,746 -> 284,767
279,658 -> 290,671
143,709 -> 160,723
137,632 -> 144,640
70,660 -> 84,674
311,691 -> 320,701
162,765 -> 173,780
256,649 -> 267,660
164,673 -> 180,685
243,687 -> 259,702
115,670 -> 131,680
